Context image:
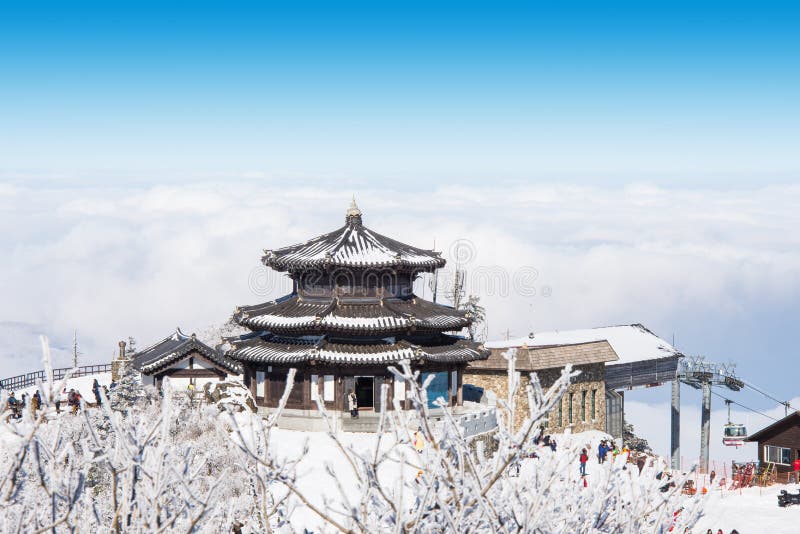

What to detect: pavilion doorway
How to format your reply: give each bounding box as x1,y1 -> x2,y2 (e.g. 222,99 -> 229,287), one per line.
355,376 -> 375,411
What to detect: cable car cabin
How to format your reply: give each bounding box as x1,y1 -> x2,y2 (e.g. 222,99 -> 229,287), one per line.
723,423 -> 748,447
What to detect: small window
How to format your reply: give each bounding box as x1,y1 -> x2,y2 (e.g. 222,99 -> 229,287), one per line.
558,399 -> 563,426
765,445 -> 792,465
581,391 -> 587,422
568,393 -> 574,424
591,389 -> 597,420
323,375 -> 335,401
395,376 -> 406,401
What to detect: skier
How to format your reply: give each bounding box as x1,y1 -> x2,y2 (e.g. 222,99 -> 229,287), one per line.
347,389 -> 358,419
92,378 -> 102,406
580,448 -> 588,476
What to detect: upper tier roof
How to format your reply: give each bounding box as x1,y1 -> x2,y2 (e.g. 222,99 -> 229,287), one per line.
234,294 -> 469,335
132,328 -> 242,375
262,200 -> 446,272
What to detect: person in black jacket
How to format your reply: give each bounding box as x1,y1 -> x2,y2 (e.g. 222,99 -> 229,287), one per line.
92,379 -> 102,406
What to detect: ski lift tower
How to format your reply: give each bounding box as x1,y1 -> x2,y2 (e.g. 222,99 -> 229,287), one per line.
677,357 -> 743,473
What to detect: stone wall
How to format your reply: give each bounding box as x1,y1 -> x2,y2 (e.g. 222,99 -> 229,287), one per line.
463,363 -> 606,433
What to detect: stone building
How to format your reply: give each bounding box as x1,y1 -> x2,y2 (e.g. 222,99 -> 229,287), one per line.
464,340 -> 618,432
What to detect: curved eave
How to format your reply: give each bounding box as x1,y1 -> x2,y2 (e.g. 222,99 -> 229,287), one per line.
261,223 -> 447,273
233,295 -> 470,337
226,335 -> 488,366
137,341 -> 242,375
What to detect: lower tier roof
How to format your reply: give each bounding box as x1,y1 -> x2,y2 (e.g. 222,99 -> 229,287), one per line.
226,333 -> 489,366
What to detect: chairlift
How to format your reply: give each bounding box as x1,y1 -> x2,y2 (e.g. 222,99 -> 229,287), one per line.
722,399 -> 748,447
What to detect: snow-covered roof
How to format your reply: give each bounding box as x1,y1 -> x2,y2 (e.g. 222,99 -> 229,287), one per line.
262,202 -> 445,272
227,334 -> 489,365
486,324 -> 682,366
132,328 -> 242,375
235,295 -> 469,335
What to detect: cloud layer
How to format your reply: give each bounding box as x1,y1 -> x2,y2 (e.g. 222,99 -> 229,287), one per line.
2,179 -> 798,462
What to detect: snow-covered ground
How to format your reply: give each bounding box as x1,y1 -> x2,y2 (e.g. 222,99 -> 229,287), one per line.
266,425 -> 799,533
15,372 -> 112,400
5,373 -> 798,532
693,484 -> 800,533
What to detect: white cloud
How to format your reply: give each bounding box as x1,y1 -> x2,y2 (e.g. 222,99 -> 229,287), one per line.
1,179 -> 799,449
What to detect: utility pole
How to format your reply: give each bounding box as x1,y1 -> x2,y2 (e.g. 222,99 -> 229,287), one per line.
72,330 -> 79,368
700,381 -> 711,473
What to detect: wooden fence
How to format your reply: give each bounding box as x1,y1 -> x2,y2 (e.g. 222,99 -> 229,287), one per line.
0,364 -> 112,391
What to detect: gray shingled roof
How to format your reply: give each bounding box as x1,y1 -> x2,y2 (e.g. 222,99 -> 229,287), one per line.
132,328 -> 242,375
468,340 -> 619,371
227,333 -> 489,365
235,295 -> 469,335
261,208 -> 446,272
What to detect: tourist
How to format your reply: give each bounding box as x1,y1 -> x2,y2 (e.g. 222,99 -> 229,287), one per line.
579,448 -> 588,476
549,438 -> 557,452
347,389 -> 358,418
102,385 -> 109,399
92,379 -> 102,406
413,427 -> 425,453
598,440 -> 607,464
7,391 -> 19,418
32,390 -> 41,414
792,456 -> 800,484
68,389 -> 81,415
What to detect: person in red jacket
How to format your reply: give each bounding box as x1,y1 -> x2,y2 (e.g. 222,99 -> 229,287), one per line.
580,448 -> 588,476
792,457 -> 800,483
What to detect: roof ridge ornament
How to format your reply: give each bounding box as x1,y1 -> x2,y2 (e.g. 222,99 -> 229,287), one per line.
345,196 -> 363,226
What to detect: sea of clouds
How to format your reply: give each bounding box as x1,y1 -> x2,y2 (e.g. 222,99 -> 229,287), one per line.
2,179 -> 799,463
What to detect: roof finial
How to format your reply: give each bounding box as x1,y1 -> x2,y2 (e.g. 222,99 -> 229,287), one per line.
345,195 -> 363,226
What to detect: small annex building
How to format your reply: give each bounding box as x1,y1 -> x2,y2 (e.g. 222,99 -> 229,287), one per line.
465,340 -> 619,431
472,324 -> 682,437
128,328 -> 242,390
746,411 -> 800,481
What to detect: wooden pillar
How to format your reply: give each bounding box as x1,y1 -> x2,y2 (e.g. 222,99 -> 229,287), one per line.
457,367 -> 464,406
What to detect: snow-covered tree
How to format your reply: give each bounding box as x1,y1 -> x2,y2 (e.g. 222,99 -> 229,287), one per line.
0,342 -> 703,533
624,421 -> 653,453
109,360 -> 145,414
461,294 -> 486,341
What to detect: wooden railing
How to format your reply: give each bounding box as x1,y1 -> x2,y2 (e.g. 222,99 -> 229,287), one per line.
0,364 -> 113,391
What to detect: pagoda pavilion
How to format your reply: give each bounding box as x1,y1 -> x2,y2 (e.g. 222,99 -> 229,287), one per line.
227,200 -> 489,418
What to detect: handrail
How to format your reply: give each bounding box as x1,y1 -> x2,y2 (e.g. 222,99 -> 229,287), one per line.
0,363 -> 113,391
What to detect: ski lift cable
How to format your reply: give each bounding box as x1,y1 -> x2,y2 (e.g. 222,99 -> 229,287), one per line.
710,390 -> 779,422
738,378 -> 797,412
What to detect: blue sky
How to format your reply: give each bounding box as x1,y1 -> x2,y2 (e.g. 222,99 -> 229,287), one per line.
1,2 -> 800,462
1,1 -> 799,185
